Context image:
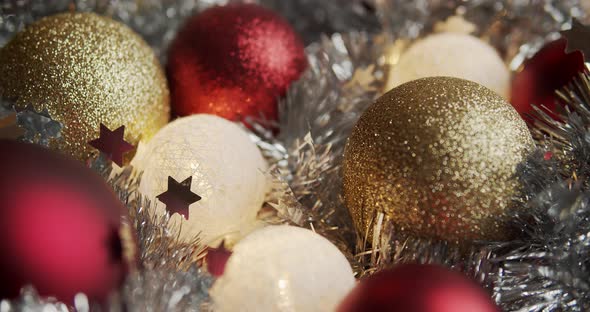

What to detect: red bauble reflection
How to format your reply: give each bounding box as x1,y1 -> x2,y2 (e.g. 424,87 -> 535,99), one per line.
511,39 -> 585,120
0,140 -> 131,304
337,264 -> 499,312
167,3 -> 307,124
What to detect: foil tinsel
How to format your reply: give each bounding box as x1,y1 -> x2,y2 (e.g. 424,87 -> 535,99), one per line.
2,0 -> 590,311
0,287 -> 87,312
117,267 -> 214,312
259,0 -> 380,44
485,72 -> 590,311
490,179 -> 590,311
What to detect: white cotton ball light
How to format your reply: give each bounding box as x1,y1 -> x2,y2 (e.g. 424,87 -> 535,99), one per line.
132,114 -> 268,245
386,32 -> 510,98
211,225 -> 356,312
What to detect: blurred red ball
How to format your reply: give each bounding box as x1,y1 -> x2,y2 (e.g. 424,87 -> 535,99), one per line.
167,3 -> 307,124
337,264 -> 499,312
0,140 -> 132,304
511,38 -> 585,121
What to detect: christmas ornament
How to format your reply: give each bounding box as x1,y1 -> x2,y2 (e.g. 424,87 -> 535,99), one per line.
386,32 -> 509,98
0,140 -> 132,303
343,77 -> 534,244
0,12 -> 170,161
210,225 -> 355,312
167,3 -> 307,123
89,124 -> 135,167
337,264 -> 499,312
206,240 -> 232,277
132,114 -> 268,246
510,39 -> 585,120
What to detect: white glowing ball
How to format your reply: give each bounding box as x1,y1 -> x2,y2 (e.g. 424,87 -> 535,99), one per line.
211,225 -> 356,312
132,114 -> 268,245
386,32 -> 510,98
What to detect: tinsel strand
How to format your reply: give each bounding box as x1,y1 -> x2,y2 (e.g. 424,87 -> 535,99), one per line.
489,72 -> 590,311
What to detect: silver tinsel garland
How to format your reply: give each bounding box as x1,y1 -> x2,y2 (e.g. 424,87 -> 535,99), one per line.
487,73 -> 590,311
2,0 -> 590,311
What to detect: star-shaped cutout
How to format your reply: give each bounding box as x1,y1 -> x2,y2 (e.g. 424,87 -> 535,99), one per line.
157,176 -> 201,220
561,19 -> 590,60
89,124 -> 134,167
206,240 -> 232,277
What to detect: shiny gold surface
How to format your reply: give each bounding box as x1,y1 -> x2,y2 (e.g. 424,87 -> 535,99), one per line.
343,77 -> 534,244
0,13 -> 170,161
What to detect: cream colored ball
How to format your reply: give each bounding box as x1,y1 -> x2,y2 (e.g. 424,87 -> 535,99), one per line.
132,114 -> 268,245
211,225 -> 356,312
386,32 -> 509,98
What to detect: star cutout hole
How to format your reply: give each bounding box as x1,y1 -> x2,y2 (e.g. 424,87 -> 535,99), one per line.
157,176 -> 202,220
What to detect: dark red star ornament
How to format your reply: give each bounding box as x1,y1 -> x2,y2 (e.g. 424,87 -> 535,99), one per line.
88,124 -> 134,166
206,240 -> 232,277
157,176 -> 202,220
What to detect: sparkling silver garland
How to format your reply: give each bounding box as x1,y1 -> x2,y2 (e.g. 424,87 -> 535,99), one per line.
259,0 -> 380,44
485,73 -> 590,311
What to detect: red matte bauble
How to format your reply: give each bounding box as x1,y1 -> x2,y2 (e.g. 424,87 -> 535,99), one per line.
0,140 -> 131,304
167,3 -> 307,123
511,39 -> 585,121
337,264 -> 499,312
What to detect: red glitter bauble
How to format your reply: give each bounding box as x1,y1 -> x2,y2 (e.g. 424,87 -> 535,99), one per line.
511,39 -> 585,121
0,140 -> 132,304
337,264 -> 499,312
167,3 -> 307,123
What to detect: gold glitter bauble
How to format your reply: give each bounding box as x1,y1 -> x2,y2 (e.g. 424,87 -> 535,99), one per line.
342,77 -> 534,244
0,13 -> 170,161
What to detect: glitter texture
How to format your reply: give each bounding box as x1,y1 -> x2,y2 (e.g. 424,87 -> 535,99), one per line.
167,3 -> 307,122
342,77 -> 534,244
0,12 -> 170,161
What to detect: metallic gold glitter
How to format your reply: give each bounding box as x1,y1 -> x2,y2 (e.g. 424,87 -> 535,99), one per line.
0,13 -> 170,161
342,77 -> 534,244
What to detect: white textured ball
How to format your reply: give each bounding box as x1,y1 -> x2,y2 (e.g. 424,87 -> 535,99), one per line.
211,225 -> 356,312
386,32 -> 509,98
132,114 -> 268,245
